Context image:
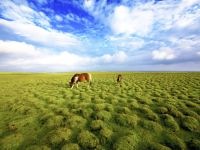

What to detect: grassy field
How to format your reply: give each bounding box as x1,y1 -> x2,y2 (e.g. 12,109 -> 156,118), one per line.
0,72 -> 200,150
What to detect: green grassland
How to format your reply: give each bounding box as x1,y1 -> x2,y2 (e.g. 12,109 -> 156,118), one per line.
0,72 -> 200,150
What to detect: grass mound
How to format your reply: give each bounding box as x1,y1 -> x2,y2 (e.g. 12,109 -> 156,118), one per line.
181,116 -> 199,131
157,107 -> 168,114
162,114 -> 179,131
47,127 -> 72,145
139,107 -> 159,121
0,133 -> 24,150
139,120 -> 162,131
67,115 -> 87,128
25,145 -> 51,150
113,134 -> 139,150
93,110 -> 112,121
77,130 -> 99,149
81,108 -> 93,118
115,114 -> 138,128
163,133 -> 186,150
129,101 -> 139,110
46,115 -> 64,128
147,142 -> 171,150
90,120 -> 106,130
115,106 -> 131,114
165,105 -> 183,118
61,143 -> 80,150
94,104 -> 106,111
99,127 -> 113,143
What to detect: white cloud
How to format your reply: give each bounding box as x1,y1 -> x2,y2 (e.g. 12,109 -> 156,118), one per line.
0,40 -> 43,57
101,51 -> 127,63
197,51 -> 200,56
0,0 -> 81,48
109,5 -> 154,36
169,35 -> 200,51
153,0 -> 200,30
107,0 -> 200,35
55,15 -> 63,22
0,19 -> 80,48
152,47 -> 176,60
84,0 -> 95,10
108,35 -> 144,50
0,40 -> 128,71
0,1 -> 50,28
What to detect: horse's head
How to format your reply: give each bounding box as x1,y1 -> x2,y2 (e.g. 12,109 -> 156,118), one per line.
69,81 -> 73,88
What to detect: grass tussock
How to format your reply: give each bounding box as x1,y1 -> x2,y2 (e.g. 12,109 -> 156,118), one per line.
162,114 -> 179,132
139,107 -> 159,121
90,120 -> 106,131
113,134 -> 139,150
67,115 -> 87,129
99,127 -> 113,143
147,142 -> 171,150
93,110 -> 112,121
162,133 -> 186,150
0,133 -> 24,150
25,145 -> 51,150
139,120 -> 162,131
46,115 -> 64,128
47,127 -> 72,145
115,114 -> 138,128
181,116 -> 199,131
77,130 -> 99,149
61,143 -> 80,150
157,107 -> 168,114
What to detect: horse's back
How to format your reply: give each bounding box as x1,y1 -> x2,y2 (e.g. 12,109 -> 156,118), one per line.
79,73 -> 92,82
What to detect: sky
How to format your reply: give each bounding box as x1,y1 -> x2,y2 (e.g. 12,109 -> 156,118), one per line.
0,0 -> 200,72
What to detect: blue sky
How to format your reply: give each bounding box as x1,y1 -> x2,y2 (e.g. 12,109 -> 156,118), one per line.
0,0 -> 200,72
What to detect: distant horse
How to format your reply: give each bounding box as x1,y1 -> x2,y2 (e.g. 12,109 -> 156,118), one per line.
69,73 -> 92,89
117,74 -> 122,86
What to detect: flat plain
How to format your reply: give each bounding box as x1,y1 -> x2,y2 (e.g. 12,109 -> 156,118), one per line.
0,72 -> 200,150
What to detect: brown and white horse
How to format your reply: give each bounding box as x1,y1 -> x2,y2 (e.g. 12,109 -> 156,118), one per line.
69,73 -> 92,89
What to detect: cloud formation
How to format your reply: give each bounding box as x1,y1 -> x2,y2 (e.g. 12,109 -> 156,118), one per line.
0,0 -> 200,71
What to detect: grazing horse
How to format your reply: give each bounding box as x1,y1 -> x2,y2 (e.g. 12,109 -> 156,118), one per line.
69,73 -> 92,89
117,74 -> 122,86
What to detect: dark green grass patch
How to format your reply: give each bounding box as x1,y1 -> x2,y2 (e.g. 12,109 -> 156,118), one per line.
188,139 -> 200,150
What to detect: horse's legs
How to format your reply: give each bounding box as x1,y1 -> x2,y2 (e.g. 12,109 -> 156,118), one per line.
76,83 -> 79,88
